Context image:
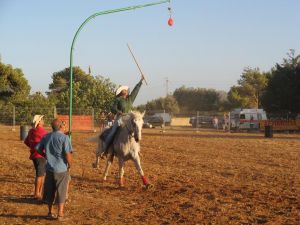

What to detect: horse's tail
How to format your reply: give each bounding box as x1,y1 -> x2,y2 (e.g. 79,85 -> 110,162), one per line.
88,128 -> 108,142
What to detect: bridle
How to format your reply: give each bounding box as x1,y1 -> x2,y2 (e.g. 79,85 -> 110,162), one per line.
125,117 -> 139,142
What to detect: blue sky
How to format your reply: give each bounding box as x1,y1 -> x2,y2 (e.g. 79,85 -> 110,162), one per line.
1,0 -> 299,105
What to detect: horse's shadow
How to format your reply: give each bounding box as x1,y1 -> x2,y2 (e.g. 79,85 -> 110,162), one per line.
72,174 -> 101,184
96,184 -> 126,191
71,174 -> 128,191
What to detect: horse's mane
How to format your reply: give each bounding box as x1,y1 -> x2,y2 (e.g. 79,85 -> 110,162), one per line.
122,111 -> 144,122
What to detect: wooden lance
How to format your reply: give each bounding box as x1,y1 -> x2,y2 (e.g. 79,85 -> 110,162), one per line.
126,43 -> 148,85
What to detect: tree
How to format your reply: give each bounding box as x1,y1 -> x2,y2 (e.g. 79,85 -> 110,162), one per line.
0,62 -> 31,104
173,86 -> 220,112
137,95 -> 179,114
227,86 -> 249,108
261,50 -> 300,115
47,67 -> 116,113
217,90 -> 232,111
14,92 -> 56,125
163,95 -> 180,114
227,67 -> 268,108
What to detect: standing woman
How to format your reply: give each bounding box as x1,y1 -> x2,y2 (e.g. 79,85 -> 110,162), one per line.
24,115 -> 47,200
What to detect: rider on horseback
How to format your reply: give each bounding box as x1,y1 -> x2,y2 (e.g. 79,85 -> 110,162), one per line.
100,77 -> 144,157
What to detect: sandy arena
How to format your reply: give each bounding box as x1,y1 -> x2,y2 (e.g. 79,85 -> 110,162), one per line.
0,126 -> 299,224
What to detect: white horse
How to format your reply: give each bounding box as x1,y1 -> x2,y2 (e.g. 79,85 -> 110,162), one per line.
90,111 -> 153,189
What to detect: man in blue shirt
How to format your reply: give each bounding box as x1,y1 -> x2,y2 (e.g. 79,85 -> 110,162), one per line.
36,119 -> 72,221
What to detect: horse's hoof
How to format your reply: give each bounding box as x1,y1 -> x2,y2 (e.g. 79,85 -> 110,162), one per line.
119,184 -> 125,188
143,183 -> 154,190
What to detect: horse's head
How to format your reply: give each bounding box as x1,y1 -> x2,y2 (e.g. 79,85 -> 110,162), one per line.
128,111 -> 145,142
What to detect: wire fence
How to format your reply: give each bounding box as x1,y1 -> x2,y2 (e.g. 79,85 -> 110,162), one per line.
0,106 -> 105,131
0,105 -> 231,132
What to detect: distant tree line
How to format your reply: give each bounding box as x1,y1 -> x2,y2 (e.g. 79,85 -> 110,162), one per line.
0,50 -> 299,124
137,50 -> 300,118
0,64 -> 116,124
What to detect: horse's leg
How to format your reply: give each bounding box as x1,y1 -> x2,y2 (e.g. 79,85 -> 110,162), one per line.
133,155 -> 153,189
103,150 -> 114,181
118,158 -> 125,187
92,155 -> 100,169
92,141 -> 102,169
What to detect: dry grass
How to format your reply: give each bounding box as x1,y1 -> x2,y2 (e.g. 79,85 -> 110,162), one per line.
0,126 -> 299,224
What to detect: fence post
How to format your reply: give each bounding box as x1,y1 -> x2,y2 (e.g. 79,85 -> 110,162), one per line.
54,106 -> 57,119
228,112 -> 231,132
92,108 -> 95,132
162,109 -> 166,132
196,111 -> 199,132
12,105 -> 15,131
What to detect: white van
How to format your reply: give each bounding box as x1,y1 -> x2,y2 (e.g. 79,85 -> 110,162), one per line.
230,108 -> 267,130
152,112 -> 171,125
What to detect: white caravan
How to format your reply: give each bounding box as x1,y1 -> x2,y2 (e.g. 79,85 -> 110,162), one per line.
230,108 -> 267,130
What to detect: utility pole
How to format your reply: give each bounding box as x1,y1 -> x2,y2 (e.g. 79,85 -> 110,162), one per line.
165,77 -> 169,97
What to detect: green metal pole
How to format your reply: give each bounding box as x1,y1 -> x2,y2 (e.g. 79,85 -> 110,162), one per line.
69,0 -> 170,141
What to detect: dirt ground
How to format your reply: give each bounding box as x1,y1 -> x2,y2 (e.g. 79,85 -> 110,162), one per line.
0,125 -> 299,225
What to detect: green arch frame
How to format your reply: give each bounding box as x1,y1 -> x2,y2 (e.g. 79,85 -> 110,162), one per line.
68,0 -> 170,140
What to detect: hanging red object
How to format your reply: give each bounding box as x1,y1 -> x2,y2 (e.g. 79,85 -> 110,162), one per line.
168,17 -> 174,26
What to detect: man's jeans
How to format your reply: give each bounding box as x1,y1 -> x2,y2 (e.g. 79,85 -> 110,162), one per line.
102,117 -> 123,151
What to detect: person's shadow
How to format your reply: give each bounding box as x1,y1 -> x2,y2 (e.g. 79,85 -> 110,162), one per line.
0,195 -> 48,222
0,213 -> 47,220
0,175 -> 32,185
0,195 -> 44,205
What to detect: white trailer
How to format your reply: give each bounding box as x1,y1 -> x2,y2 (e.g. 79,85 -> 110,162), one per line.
230,108 -> 267,130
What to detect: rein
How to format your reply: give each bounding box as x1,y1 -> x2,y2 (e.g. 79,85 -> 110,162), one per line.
122,112 -> 143,142
124,118 -> 135,138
